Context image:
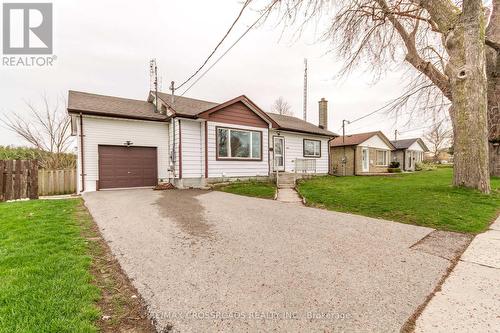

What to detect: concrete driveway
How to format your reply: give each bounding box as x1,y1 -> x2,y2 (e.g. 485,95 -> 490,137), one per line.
84,189 -> 453,332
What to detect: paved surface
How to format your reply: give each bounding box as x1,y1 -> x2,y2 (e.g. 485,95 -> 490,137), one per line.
84,189 -> 453,332
276,188 -> 303,203
415,217 -> 500,333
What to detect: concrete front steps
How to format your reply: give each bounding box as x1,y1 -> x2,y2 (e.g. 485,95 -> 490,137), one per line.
276,173 -> 296,189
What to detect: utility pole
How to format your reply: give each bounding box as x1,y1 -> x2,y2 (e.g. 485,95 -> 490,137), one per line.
150,59 -> 159,112
394,129 -> 398,141
169,81 -> 175,105
303,58 -> 308,121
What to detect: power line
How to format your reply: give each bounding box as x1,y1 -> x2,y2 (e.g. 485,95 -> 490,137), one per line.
181,0 -> 280,96
349,99 -> 397,125
174,0 -> 252,91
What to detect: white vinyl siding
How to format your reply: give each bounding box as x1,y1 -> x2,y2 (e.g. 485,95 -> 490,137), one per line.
170,118 -> 180,178
269,130 -> 330,174
207,121 -> 269,178
77,115 -> 169,192
179,119 -> 204,178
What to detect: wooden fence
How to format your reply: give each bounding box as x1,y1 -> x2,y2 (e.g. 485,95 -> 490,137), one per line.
0,160 -> 39,202
38,169 -> 77,196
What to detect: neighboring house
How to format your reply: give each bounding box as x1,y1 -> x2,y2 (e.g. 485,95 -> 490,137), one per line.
67,91 -> 336,192
329,131 -> 395,176
391,138 -> 429,171
424,148 -> 453,164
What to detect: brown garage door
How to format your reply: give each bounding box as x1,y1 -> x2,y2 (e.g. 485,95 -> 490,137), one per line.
98,146 -> 158,189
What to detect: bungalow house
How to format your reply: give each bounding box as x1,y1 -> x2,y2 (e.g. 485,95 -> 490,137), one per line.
391,138 -> 429,171
424,148 -> 453,164
67,90 -> 337,192
329,131 -> 395,176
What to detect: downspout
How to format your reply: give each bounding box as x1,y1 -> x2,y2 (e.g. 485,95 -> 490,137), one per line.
327,137 -> 333,175
353,146 -> 357,175
79,113 -> 85,192
171,117 -> 176,178
178,119 -> 182,179
204,121 -> 208,178
403,150 -> 406,171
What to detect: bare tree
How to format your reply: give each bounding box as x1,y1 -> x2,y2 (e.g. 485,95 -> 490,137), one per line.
2,95 -> 73,155
424,119 -> 452,162
271,96 -> 293,115
260,0 -> 494,193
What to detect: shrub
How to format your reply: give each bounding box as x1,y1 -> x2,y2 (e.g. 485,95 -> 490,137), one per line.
0,146 -> 76,169
389,161 -> 400,168
387,167 -> 402,173
415,162 -> 436,171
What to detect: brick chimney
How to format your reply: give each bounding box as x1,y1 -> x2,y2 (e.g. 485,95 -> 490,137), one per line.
318,98 -> 328,130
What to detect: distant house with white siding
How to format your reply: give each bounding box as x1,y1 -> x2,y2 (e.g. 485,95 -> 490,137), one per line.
391,138 -> 429,171
67,91 -> 336,192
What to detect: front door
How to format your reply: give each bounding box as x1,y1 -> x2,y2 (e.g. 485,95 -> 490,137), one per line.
362,148 -> 369,172
273,137 -> 285,171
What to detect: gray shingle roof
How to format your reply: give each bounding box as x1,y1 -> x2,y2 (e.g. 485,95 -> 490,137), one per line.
391,138 -> 429,151
265,112 -> 337,137
68,90 -> 166,121
67,90 -> 338,137
391,138 -> 417,149
155,92 -> 218,117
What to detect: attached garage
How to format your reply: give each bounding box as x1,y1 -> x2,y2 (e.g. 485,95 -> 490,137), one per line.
98,146 -> 158,189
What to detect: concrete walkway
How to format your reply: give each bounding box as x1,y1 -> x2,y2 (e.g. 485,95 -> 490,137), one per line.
415,216 -> 500,332
276,188 -> 303,203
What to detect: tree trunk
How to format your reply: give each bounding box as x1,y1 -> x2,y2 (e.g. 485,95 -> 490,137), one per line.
445,0 -> 491,193
486,48 -> 500,177
486,0 -> 500,177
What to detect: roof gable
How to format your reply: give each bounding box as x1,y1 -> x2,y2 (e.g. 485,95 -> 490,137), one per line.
197,95 -> 276,126
200,100 -> 269,128
360,134 -> 394,150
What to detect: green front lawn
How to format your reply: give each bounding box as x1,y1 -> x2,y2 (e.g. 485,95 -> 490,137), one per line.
215,181 -> 276,199
297,168 -> 500,233
0,199 -> 100,333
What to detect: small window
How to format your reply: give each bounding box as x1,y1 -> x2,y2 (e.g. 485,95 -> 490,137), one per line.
303,139 -> 321,158
216,127 -> 262,160
376,150 -> 388,166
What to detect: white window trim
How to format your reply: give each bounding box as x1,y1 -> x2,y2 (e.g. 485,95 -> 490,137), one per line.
375,149 -> 389,166
216,126 -> 262,160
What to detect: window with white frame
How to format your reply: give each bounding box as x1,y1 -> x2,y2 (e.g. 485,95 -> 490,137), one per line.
303,139 -> 321,158
376,150 -> 388,166
216,127 -> 262,160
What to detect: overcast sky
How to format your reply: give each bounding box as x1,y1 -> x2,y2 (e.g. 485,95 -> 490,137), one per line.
0,0 -> 428,147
